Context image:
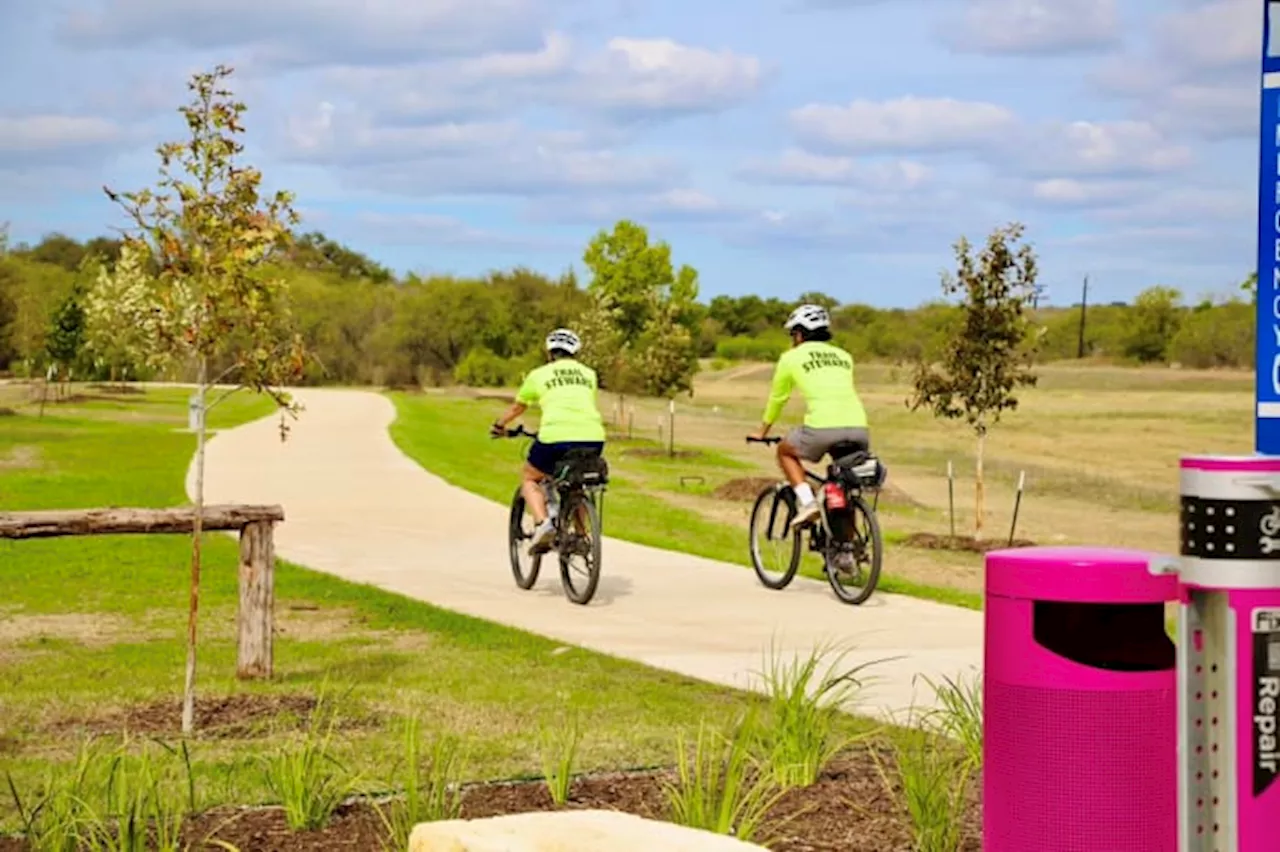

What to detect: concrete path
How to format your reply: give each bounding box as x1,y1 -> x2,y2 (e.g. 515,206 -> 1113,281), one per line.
190,388 -> 983,720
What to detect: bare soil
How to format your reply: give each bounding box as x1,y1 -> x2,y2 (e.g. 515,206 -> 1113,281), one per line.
0,749 -> 980,851
46,694 -> 381,741
903,532 -> 1036,553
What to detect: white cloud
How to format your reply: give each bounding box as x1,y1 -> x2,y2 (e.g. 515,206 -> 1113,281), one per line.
1016,120 -> 1194,177
572,38 -> 763,115
59,0 -> 549,66
739,148 -> 933,189
0,115 -> 121,153
784,97 -> 1192,177
1088,0 -> 1256,139
948,0 -> 1120,55
1157,0 -> 1255,71
1027,177 -> 1138,207
522,186 -> 747,225
280,104 -> 679,197
789,96 -> 1018,154
315,34 -> 762,124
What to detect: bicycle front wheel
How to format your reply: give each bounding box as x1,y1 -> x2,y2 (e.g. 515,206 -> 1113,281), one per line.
559,492 -> 602,605
826,494 -> 882,605
749,484 -> 801,590
508,487 -> 542,590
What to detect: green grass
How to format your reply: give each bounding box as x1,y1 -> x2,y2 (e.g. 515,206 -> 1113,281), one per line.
387,392 -> 981,609
2,385 -> 880,832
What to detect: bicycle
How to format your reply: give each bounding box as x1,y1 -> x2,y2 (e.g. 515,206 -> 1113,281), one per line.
744,436 -> 885,605
494,425 -> 609,605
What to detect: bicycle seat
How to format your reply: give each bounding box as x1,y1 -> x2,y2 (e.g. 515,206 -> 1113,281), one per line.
828,442 -> 870,469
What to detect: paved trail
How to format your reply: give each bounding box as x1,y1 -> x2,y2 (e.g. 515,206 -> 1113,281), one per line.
192,388 -> 983,719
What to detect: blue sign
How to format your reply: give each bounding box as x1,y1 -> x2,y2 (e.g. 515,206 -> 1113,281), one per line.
1258,1 -> 1280,454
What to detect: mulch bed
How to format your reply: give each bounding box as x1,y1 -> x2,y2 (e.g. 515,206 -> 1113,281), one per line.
903,532 -> 1035,553
0,750 -> 981,851
48,694 -> 377,741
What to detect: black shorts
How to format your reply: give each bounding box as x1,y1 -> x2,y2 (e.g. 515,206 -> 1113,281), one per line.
527,440 -> 605,476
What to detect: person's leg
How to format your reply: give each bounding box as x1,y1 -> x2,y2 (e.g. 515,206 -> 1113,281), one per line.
779,427 -> 823,526
524,442 -> 562,551
521,463 -> 549,522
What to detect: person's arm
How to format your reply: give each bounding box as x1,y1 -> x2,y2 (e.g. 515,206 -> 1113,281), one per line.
493,401 -> 528,430
756,356 -> 794,436
494,374 -> 537,433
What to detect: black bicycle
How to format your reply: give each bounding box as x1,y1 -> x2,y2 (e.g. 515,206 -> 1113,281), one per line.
495,426 -> 609,605
745,436 -> 885,605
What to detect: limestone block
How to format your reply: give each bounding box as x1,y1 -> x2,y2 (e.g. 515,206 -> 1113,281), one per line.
408,809 -> 770,852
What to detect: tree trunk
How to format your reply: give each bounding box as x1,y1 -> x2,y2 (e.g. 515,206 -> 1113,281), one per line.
974,430 -> 986,541
181,357 -> 208,735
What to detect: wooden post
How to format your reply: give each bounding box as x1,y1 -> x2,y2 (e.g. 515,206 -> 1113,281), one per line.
236,520 -> 275,679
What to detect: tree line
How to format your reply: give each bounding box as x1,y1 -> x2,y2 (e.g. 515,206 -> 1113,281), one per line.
0,225 -> 1256,388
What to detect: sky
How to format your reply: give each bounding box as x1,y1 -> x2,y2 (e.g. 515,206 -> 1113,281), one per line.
0,0 -> 1263,307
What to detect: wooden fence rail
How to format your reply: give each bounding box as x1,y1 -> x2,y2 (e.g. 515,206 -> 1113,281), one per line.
0,504 -> 284,679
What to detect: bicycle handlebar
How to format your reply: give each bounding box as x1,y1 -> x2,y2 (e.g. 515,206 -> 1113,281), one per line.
494,425 -> 538,440
745,436 -> 782,445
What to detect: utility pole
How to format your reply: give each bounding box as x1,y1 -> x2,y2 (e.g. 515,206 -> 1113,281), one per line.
1076,275 -> 1088,359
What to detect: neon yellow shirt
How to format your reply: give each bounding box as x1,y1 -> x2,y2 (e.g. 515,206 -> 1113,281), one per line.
515,359 -> 607,444
762,341 -> 868,429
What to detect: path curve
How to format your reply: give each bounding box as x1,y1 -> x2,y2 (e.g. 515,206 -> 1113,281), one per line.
190,388 -> 983,719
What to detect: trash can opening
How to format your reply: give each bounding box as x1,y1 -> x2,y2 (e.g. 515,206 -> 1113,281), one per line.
1032,601 -> 1175,672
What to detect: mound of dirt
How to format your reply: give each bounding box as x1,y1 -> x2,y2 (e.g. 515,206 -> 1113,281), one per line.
903,532 -> 1036,553
713,477 -> 777,501
712,477 -> 921,507
621,447 -> 703,460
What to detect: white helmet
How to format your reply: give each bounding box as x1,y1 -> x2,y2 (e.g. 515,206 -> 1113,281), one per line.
784,303 -> 830,332
545,328 -> 581,355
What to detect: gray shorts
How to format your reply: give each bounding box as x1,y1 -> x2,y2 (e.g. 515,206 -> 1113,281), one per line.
784,426 -> 870,463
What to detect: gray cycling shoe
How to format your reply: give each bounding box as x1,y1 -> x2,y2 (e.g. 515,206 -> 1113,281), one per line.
528,519 -> 556,555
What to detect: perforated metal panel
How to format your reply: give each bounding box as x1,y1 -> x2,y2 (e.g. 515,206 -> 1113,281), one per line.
985,680 -> 1177,851
1180,592 -> 1238,852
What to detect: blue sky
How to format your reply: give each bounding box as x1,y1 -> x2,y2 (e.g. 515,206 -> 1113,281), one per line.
0,0 -> 1261,307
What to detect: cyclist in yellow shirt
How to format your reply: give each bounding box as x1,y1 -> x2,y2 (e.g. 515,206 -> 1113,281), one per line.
491,328 -> 606,553
749,304 -> 870,530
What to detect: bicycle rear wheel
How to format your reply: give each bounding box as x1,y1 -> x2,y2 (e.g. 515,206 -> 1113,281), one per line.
508,487 -> 542,590
559,492 -> 602,605
825,494 -> 882,605
749,484 -> 801,590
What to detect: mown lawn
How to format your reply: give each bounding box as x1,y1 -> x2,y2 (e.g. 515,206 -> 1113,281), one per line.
1,385 -> 864,831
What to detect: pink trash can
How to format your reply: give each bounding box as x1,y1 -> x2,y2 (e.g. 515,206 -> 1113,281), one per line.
984,546 -> 1179,852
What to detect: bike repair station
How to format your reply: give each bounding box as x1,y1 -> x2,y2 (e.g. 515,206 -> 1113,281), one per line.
979,2 -> 1280,850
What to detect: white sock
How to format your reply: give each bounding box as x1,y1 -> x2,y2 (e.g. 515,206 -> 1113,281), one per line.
794,483 -> 815,505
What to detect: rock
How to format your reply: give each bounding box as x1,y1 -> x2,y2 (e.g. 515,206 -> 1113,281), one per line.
408,810 -> 769,851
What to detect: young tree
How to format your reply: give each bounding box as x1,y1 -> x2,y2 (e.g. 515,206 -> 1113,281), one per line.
82,244 -> 155,385
908,222 -> 1040,540
103,64 -> 308,734
577,219 -> 700,402
44,282 -> 86,384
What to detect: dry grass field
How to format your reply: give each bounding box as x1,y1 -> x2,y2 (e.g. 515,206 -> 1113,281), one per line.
588,360 -> 1253,600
